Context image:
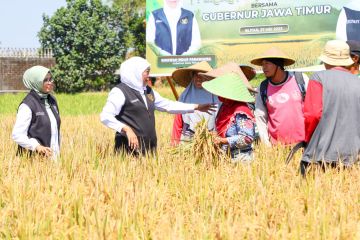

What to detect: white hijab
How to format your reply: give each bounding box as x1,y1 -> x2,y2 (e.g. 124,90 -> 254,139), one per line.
120,57 -> 150,93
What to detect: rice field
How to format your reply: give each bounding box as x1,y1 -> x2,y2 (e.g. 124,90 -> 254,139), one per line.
0,89 -> 360,239
203,33 -> 335,70
147,32 -> 334,75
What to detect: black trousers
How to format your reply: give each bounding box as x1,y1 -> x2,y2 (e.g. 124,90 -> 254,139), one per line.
114,134 -> 157,156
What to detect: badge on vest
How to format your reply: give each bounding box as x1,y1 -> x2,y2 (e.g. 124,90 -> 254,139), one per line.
130,99 -> 140,103
35,112 -> 45,116
147,94 -> 154,102
180,17 -> 189,25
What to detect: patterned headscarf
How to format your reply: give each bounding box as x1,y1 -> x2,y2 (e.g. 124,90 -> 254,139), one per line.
23,66 -> 50,98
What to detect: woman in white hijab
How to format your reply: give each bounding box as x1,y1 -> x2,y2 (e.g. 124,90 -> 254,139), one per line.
100,57 -> 215,155
12,66 -> 60,159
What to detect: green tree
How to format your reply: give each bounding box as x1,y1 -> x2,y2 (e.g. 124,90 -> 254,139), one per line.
128,13 -> 146,57
112,0 -> 145,12
112,0 -> 146,58
39,0 -> 126,92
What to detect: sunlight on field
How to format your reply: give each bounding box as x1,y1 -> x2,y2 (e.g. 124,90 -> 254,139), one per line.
147,33 -> 335,75
0,90 -> 359,239
203,32 -> 334,70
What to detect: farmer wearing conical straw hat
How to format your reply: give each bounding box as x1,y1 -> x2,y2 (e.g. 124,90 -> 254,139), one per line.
251,47 -> 309,146
200,62 -> 257,93
171,61 -> 221,145
202,72 -> 256,163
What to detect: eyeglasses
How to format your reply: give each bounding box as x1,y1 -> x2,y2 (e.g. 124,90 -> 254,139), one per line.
43,77 -> 54,83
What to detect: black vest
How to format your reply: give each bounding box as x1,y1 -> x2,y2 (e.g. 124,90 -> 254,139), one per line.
17,90 -> 61,155
115,83 -> 157,154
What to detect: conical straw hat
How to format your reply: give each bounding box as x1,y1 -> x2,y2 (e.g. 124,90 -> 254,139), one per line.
172,61 -> 213,88
239,65 -> 256,81
202,73 -> 255,103
250,47 -> 295,66
199,62 -> 257,93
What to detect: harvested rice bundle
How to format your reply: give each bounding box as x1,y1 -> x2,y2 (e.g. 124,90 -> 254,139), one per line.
172,119 -> 226,167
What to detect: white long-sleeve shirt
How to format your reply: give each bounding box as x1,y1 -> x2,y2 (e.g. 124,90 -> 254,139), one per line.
146,8 -> 201,56
12,103 -> 60,158
100,87 -> 197,133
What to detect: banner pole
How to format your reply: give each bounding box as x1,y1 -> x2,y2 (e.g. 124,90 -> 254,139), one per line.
166,76 -> 179,101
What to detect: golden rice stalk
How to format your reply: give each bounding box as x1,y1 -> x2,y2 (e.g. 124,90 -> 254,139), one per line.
172,119 -> 226,167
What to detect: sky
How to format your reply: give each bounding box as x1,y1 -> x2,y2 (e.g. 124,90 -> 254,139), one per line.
0,0 -> 67,48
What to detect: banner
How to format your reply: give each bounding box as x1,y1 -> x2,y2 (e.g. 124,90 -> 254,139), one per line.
146,0 -> 360,76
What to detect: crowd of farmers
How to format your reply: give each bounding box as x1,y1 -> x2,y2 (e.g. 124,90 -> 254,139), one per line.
11,39 -> 360,176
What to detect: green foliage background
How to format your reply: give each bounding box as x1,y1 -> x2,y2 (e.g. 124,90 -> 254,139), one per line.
39,0 -> 146,93
0,87 -> 178,116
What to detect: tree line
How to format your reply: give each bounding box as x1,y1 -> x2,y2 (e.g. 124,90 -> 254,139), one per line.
39,0 -> 146,92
